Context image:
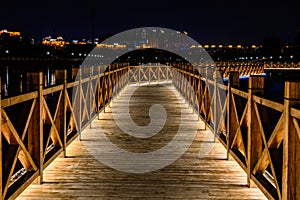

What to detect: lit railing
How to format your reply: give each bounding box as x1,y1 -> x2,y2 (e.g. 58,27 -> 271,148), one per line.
0,63 -> 129,200
1,61 -> 300,200
172,62 -> 300,200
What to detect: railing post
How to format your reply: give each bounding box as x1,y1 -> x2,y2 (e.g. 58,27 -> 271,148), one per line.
183,63 -> 187,104
187,65 -> 192,107
205,67 -> 213,123
227,71 -> 239,159
196,67 -> 202,118
55,70 -> 67,157
108,65 -> 112,105
158,62 -> 160,84
127,65 -> 130,85
97,65 -> 100,113
138,64 -> 141,85
213,69 -> 218,142
166,62 -> 169,82
192,66 -> 196,110
148,62 -> 151,84
89,66 -> 92,128
0,77 -> 2,200
27,72 -> 44,184
78,68 -> 82,141
38,72 -> 44,184
282,81 -> 300,200
247,75 -> 264,187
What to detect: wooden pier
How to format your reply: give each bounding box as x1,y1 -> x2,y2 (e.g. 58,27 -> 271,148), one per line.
17,84 -> 266,199
0,62 -> 300,200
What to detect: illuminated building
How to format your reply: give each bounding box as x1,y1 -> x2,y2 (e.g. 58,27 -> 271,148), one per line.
135,44 -> 151,49
42,36 -> 66,47
96,43 -> 126,49
0,29 -> 21,37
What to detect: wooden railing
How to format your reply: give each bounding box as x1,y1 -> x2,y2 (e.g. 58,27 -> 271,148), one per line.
0,63 -> 129,200
263,62 -> 300,69
215,61 -> 264,77
172,63 -> 300,200
128,63 -> 172,84
2,61 -> 300,200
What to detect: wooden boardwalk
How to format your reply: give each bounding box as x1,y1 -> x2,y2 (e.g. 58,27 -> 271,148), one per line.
17,83 -> 267,200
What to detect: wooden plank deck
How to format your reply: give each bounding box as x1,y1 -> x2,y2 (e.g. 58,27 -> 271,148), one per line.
17,83 -> 267,199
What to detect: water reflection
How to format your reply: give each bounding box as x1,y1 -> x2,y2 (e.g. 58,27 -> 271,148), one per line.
44,67 -> 56,87
0,64 -> 75,98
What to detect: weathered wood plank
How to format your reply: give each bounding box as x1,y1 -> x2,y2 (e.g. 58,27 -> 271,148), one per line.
1,91 -> 38,108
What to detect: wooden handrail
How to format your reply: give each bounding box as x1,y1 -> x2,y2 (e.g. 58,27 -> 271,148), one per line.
171,64 -> 300,200
1,62 -> 300,200
0,64 -> 130,200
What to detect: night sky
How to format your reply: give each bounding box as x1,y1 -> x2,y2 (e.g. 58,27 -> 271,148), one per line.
1,0 -> 299,45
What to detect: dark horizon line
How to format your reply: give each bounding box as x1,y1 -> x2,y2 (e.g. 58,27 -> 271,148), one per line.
2,27 -> 299,46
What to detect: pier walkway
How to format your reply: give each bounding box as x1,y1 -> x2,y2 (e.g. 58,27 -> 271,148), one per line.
17,84 -> 266,199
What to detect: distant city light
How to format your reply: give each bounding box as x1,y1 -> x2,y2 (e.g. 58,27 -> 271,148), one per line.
71,53 -> 74,56
270,56 -> 273,59
46,51 -> 50,55
290,55 -> 294,59
279,56 -> 282,59
5,50 -> 9,54
79,53 -> 82,56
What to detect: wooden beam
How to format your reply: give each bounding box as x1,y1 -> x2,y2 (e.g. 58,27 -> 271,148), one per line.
55,70 -> 67,157
0,77 -> 2,200
282,81 -> 300,200
78,68 -> 82,140
1,110 -> 37,171
247,75 -> 264,187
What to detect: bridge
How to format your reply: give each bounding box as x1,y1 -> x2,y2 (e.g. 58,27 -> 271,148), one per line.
0,62 -> 299,200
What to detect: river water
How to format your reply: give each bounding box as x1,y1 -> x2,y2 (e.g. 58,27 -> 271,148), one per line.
0,64 -> 77,97
1,63 -> 299,103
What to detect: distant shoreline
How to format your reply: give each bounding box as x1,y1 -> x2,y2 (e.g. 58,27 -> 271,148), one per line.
0,57 -> 84,66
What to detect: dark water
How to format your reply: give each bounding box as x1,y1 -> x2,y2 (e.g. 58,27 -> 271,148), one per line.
1,63 -> 299,103
0,64 -> 77,97
223,69 -> 300,103
251,69 -> 300,103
